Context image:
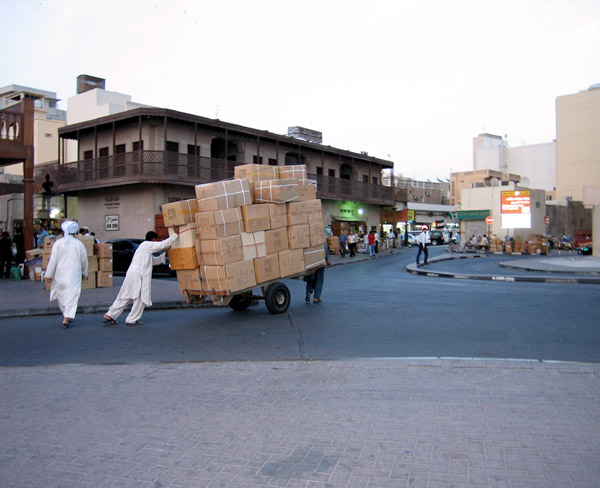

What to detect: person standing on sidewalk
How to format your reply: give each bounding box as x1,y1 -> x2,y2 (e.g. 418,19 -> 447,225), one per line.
103,230 -> 178,326
368,230 -> 376,257
416,225 -> 430,267
44,221 -> 89,328
347,230 -> 357,258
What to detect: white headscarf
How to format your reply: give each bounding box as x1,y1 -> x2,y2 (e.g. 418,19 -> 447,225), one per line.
61,221 -> 79,235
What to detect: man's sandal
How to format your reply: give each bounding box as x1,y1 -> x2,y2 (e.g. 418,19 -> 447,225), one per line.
102,315 -> 117,325
62,318 -> 72,328
126,320 -> 143,326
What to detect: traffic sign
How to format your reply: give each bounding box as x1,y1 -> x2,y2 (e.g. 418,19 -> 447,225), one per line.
544,215 -> 550,226
485,216 -> 494,224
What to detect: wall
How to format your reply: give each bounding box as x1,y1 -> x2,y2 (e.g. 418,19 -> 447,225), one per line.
77,185 -> 156,242
461,185 -> 546,240
556,87 -> 600,202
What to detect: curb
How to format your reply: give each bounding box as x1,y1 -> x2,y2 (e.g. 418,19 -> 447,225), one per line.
406,253 -> 600,284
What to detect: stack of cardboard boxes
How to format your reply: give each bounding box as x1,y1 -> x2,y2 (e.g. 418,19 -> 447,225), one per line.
41,236 -> 114,289
162,164 -> 326,297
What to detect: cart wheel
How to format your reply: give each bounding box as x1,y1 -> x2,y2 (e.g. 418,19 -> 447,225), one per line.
229,293 -> 253,311
264,282 -> 290,314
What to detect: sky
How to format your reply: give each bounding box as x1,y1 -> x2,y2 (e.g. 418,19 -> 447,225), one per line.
2,0 -> 599,181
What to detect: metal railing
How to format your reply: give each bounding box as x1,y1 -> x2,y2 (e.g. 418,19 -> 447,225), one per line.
56,150 -> 394,204
0,109 -> 24,144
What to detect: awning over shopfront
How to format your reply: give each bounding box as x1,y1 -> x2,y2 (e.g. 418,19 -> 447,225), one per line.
332,216 -> 365,222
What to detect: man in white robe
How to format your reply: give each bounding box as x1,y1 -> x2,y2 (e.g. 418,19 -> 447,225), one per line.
44,221 -> 89,328
103,230 -> 178,326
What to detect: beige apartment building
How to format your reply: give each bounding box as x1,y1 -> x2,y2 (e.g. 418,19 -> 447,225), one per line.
556,85 -> 600,204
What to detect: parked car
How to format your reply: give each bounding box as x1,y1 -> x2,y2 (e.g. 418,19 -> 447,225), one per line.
429,230 -> 445,246
407,231 -> 420,246
105,238 -> 173,275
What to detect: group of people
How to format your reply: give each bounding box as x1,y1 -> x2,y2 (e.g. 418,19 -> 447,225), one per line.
338,229 -> 398,259
466,234 -> 489,251
44,221 -> 179,328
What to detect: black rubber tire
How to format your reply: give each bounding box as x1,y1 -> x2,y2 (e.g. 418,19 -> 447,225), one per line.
264,282 -> 290,314
229,293 -> 253,311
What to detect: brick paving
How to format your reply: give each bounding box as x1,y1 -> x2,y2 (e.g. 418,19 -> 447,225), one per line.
1,359 -> 599,487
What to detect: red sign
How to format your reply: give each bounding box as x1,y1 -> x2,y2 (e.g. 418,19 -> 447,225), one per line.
485,216 -> 494,224
544,215 -> 550,226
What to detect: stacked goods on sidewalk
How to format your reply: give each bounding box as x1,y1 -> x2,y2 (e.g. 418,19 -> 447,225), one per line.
327,236 -> 340,255
41,236 -> 114,290
161,164 -> 326,298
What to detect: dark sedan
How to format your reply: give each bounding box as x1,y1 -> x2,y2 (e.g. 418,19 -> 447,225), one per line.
105,238 -> 173,275
429,230 -> 445,246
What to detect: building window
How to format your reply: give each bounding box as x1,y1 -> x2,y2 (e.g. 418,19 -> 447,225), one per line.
268,158 -> 278,166
133,141 -> 144,151
99,147 -> 109,157
253,155 -> 263,164
328,169 -> 335,177
166,140 -> 179,152
187,144 -> 199,155
83,150 -> 93,160
372,176 -> 377,184
363,175 -> 368,182
115,144 -> 126,154
316,167 -> 323,175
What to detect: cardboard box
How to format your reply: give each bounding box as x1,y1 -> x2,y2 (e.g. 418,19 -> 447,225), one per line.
195,208 -> 244,240
287,201 -> 309,226
75,235 -> 94,256
82,272 -> 97,290
96,271 -> 113,288
98,258 -> 113,272
304,245 -> 326,270
162,198 -> 198,226
25,248 -> 43,261
306,199 -> 323,223
278,164 -> 307,184
253,179 -> 299,204
309,220 -> 325,247
176,268 -> 203,294
242,204 -> 271,233
279,249 -> 305,277
288,224 -> 310,249
267,203 -> 288,230
88,256 -> 99,273
94,243 -> 113,258
264,227 -> 289,255
167,247 -> 200,270
43,236 -> 59,253
42,253 -> 51,270
254,254 -> 280,284
168,223 -> 197,248
234,163 -> 279,183
195,178 -> 252,212
241,231 -> 267,260
200,260 -> 256,294
198,235 -> 243,266
296,184 -> 317,201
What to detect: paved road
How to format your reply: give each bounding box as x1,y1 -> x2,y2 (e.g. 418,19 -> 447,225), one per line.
1,250 -> 599,366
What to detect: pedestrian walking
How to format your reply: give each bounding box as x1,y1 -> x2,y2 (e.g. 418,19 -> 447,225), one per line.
0,231 -> 13,278
388,229 -> 396,253
339,230 -> 347,258
44,221 -> 89,328
304,244 -> 331,304
103,230 -> 178,326
416,225 -> 430,266
347,230 -> 357,257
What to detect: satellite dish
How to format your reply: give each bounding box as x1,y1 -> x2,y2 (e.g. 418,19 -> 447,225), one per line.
520,177 -> 530,188
490,177 -> 500,187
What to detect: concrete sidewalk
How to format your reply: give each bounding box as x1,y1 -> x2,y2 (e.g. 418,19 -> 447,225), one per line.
1,359 -> 599,487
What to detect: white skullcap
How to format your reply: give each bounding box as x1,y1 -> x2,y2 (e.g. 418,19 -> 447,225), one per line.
61,221 -> 79,235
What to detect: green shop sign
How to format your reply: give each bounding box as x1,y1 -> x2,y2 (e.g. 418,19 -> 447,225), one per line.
456,210 -> 490,221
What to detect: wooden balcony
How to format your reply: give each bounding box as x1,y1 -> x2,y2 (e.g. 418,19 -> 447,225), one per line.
0,106 -> 30,165
56,150 -> 394,205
